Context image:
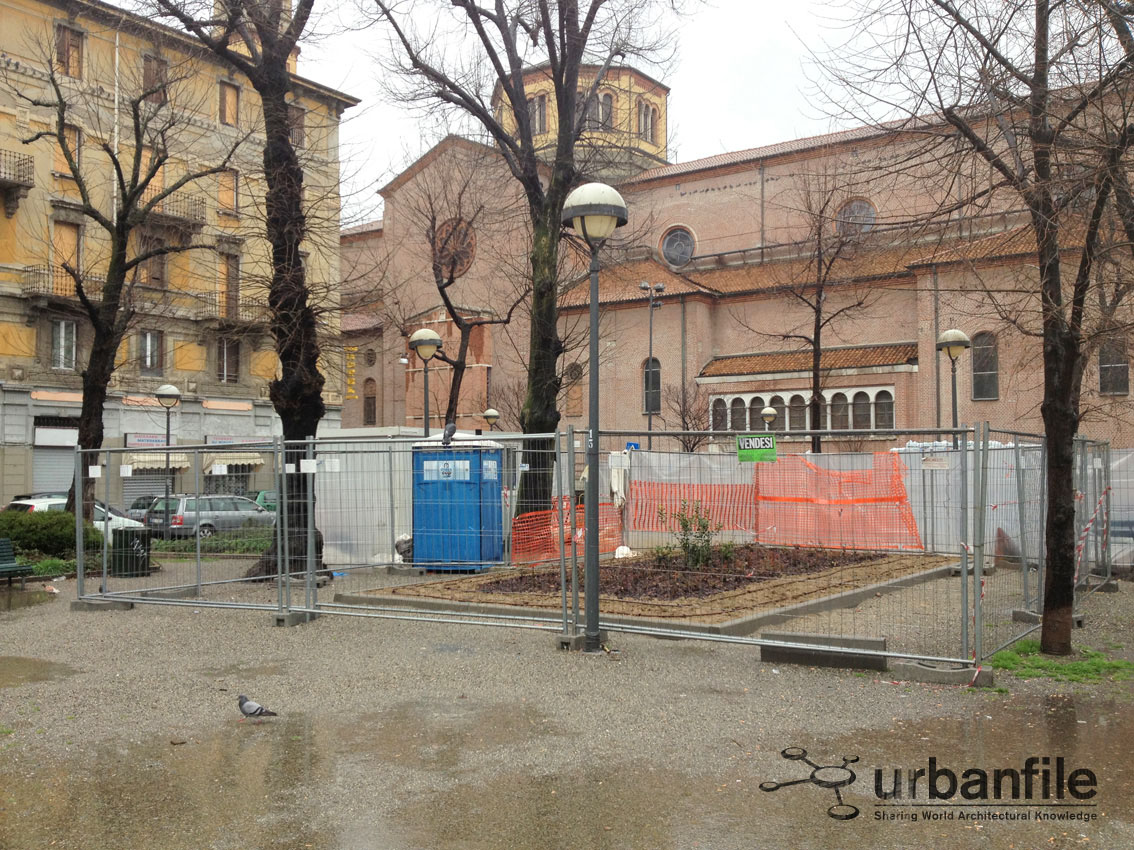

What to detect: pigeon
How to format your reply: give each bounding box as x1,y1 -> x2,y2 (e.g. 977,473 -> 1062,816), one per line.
237,695 -> 278,721
441,421 -> 457,446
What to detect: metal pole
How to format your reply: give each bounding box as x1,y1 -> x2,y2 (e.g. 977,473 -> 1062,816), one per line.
568,424 -> 579,635
960,425 -> 969,658
974,422 -> 990,662
555,431 -> 569,636
306,438 -> 316,613
164,406 -> 171,541
1013,441 -> 1031,606
194,451 -> 202,596
584,246 -> 602,652
647,289 -> 655,450
950,356 -> 959,450
423,359 -> 430,438
74,448 -> 85,597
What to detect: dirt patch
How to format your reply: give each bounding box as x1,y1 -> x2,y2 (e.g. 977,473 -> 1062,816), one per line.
375,548 -> 953,624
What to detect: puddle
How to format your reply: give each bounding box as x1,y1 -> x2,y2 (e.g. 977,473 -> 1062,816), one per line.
0,656 -> 78,688
0,588 -> 55,611
0,694 -> 1131,849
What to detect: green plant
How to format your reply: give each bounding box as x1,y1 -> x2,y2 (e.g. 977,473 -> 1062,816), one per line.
0,511 -> 102,558
658,500 -> 721,569
719,540 -> 736,564
32,557 -> 74,576
151,527 -> 274,555
989,639 -> 1134,683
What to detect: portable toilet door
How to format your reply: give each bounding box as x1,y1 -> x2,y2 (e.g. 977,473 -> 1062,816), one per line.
412,443 -> 504,570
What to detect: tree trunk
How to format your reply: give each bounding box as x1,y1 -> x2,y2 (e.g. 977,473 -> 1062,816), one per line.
516,218 -> 563,515
443,328 -> 472,425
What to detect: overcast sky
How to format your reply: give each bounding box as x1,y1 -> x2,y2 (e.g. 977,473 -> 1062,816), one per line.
300,1 -> 837,224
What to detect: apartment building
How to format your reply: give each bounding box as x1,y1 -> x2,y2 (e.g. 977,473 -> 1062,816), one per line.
0,0 -> 357,504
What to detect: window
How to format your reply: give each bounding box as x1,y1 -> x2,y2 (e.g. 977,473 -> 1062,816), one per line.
730,398 -> 746,431
835,199 -> 876,236
52,220 -> 80,294
51,319 -> 76,370
637,101 -> 656,143
748,397 -> 765,432
288,104 -> 305,147
971,331 -> 999,400
852,391 -> 871,429
527,94 -> 546,134
219,253 -> 240,319
217,338 -> 240,383
363,378 -> 377,426
143,56 -> 168,105
600,93 -> 614,130
54,124 -> 80,175
141,330 -> 163,375
219,81 -> 240,127
643,357 -> 661,414
579,91 -> 601,129
769,395 -> 786,429
218,169 -> 239,214
1099,338 -> 1129,395
661,227 -> 695,267
875,391 -> 894,429
364,348 -> 376,367
711,398 -> 727,431
55,25 -> 83,78
788,394 -> 807,431
137,234 -> 166,287
830,392 -> 849,430
140,146 -> 164,194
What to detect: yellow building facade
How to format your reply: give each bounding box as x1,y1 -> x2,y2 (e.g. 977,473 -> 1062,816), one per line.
0,0 -> 357,502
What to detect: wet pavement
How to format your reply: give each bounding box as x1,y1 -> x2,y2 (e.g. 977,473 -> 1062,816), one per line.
1,684 -> 1131,849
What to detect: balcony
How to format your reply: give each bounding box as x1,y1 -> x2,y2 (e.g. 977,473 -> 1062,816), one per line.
0,148 -> 34,217
140,185 -> 207,229
196,290 -> 272,325
21,265 -> 105,302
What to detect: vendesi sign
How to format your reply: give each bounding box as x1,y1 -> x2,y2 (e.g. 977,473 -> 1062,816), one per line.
737,433 -> 777,463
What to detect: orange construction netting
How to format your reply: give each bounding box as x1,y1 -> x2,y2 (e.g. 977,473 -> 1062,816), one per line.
753,452 -> 923,550
629,481 -> 758,532
511,502 -> 623,565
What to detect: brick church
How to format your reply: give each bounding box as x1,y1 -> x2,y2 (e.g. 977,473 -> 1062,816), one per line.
338,63 -> 1133,451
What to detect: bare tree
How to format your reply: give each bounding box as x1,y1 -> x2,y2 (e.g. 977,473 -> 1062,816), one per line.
7,34 -> 245,516
370,0 -> 680,514
660,381 -> 710,451
156,0 -> 336,576
823,0 -> 1134,653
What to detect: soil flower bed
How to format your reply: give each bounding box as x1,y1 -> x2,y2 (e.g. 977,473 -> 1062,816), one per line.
378,547 -> 952,624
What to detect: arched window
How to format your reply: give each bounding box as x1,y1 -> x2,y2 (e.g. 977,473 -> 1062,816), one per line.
972,332 -> 999,400
875,391 -> 894,429
748,398 -> 764,432
711,398 -> 727,431
769,395 -> 786,430
835,199 -> 876,236
788,394 -> 807,431
1099,338 -> 1129,395
852,391 -> 871,429
661,227 -> 695,267
363,378 -> 377,426
600,93 -> 614,130
642,357 -> 661,414
730,398 -> 746,431
638,100 -> 656,142
651,107 -> 659,143
830,393 -> 850,430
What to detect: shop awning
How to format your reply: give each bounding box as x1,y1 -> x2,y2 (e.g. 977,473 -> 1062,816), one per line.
125,452 -> 192,470
202,451 -> 267,470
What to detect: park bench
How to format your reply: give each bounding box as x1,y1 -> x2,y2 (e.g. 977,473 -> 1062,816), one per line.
0,538 -> 32,589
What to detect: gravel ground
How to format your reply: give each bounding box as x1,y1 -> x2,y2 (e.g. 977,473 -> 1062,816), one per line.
1,577 -> 1132,849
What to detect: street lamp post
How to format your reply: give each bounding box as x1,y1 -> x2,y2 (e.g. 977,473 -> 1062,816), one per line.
761,405 -> 777,430
155,384 -> 181,542
639,281 -> 665,449
483,408 -> 500,431
409,328 -> 443,438
562,182 -> 628,652
936,329 -> 971,449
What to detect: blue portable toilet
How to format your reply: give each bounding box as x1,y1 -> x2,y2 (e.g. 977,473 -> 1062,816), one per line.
412,440 -> 504,570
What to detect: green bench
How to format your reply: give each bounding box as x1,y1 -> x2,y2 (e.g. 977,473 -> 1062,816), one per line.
0,538 -> 32,588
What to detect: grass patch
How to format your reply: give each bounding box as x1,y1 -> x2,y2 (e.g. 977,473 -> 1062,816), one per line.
152,528 -> 273,555
989,639 -> 1134,683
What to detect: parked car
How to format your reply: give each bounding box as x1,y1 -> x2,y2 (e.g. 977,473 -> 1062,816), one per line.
126,495 -> 159,521
144,494 -> 274,537
3,498 -> 144,532
252,490 -> 278,512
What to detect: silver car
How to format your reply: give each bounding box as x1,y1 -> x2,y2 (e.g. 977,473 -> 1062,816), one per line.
144,494 -> 274,537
